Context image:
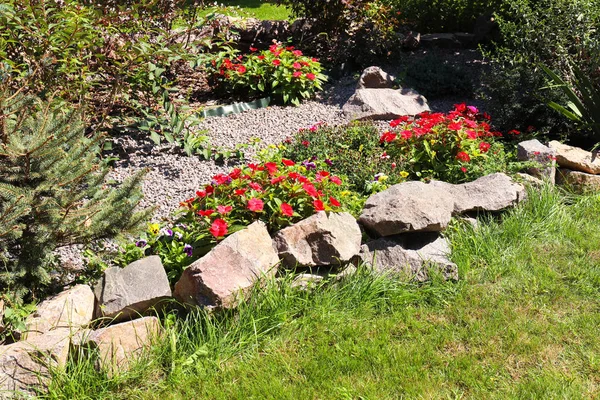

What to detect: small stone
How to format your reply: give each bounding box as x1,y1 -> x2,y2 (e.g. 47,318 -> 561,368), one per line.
174,221 -> 279,308
273,212 -> 362,268
357,66 -> 396,89
24,284 -> 95,338
556,169 -> 600,192
549,141 -> 600,174
84,317 -> 161,377
291,274 -> 324,290
517,139 -> 556,182
93,256 -> 171,322
342,88 -> 430,120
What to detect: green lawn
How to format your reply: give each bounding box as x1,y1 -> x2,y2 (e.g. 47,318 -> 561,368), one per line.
206,0 -> 291,21
47,185 -> 600,399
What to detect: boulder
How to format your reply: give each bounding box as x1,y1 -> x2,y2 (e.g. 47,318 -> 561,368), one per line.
420,33 -> 461,48
24,284 -> 95,338
273,212 -> 362,268
174,221 -> 279,308
84,317 -> 161,377
400,31 -> 420,50
93,256 -> 171,322
359,181 -> 455,236
342,88 -> 430,120
556,169 -> 600,192
517,139 -> 556,182
356,233 -> 458,281
429,173 -> 526,214
548,141 -> 600,174
0,328 -> 75,396
357,66 -> 396,89
359,173 -> 525,237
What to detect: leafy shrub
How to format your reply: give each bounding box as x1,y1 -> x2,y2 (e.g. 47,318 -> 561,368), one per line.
402,53 -> 475,98
382,104 -> 520,183
282,122 -> 404,194
0,96 -> 149,304
124,155 -> 350,282
208,43 -> 326,105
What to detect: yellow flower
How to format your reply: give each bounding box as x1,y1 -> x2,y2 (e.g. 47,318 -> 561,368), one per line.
148,223 -> 160,236
268,144 -> 276,149
430,139 -> 437,145
400,171 -> 409,178
341,191 -> 351,197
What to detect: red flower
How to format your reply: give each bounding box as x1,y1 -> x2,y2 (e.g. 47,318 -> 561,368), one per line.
379,131 -> 397,143
305,73 -> 316,81
282,158 -> 295,166
217,205 -> 232,214
280,203 -> 294,217
270,175 -> 285,185
293,62 -> 302,69
286,46 -> 295,50
302,140 -> 310,147
247,198 -> 264,212
247,163 -> 263,171
313,199 -> 325,211
250,46 -> 258,52
479,142 -> 491,153
273,59 -> 281,66
229,168 -> 242,179
448,121 -> 463,131
265,162 -> 278,175
330,176 -> 342,185
293,71 -> 302,78
198,209 -> 215,217
329,196 -> 341,207
258,55 -> 265,60
234,188 -> 247,196
461,167 -> 467,173
288,172 -> 300,180
235,65 -> 247,74
303,183 -> 319,198
213,174 -> 230,185
466,130 -> 478,139
292,50 -> 303,56
249,182 -> 263,192
400,130 -> 413,140
196,190 -> 207,198
210,218 -> 228,238
311,58 -> 318,62
508,129 -> 520,135
205,185 -> 214,195
456,151 -> 471,162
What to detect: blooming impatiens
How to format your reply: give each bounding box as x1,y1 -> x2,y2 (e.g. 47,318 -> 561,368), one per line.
211,42 -> 326,105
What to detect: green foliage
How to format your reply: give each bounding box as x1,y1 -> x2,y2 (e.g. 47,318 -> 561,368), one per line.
542,64 -> 600,148
402,53 -> 475,98
207,43 -> 326,105
0,95 -> 149,303
123,154 -> 350,283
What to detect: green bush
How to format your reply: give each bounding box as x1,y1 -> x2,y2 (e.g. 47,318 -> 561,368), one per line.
0,95 -> 149,304
402,53 -> 475,98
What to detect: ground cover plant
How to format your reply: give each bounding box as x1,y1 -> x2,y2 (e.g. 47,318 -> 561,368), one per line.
46,185 -> 600,398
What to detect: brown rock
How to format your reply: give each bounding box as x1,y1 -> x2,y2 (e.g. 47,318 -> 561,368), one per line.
556,169 -> 600,192
357,66 -> 396,89
174,221 -> 279,308
84,317 -> 161,376
342,88 -> 430,120
24,284 -> 94,338
549,141 -> 600,174
273,212 -> 361,268
517,139 -> 556,182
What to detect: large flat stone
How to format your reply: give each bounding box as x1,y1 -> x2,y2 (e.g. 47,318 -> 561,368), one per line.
174,221 -> 279,308
93,255 -> 171,322
556,169 -> 600,192
24,285 -> 95,338
273,212 -> 361,268
342,88 -> 430,120
549,141 -> 600,174
355,233 -> 458,281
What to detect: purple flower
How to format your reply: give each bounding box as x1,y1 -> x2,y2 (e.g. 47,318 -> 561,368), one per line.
302,161 -> 316,170
175,223 -> 188,230
374,173 -> 384,182
183,244 -> 193,257
324,159 -> 333,166
160,228 -> 174,237
175,231 -> 183,240
135,240 -> 147,248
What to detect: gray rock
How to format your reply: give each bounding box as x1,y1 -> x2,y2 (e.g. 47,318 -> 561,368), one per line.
291,274 -> 324,290
0,328 -> 74,397
174,221 -> 279,308
401,31 -> 420,50
430,173 -> 526,214
24,284 -> 95,338
83,316 -> 161,377
517,139 -> 556,182
516,172 -> 544,188
420,33 -> 461,48
273,212 -> 362,268
93,256 -> 171,322
359,173 -> 525,237
342,88 -> 430,120
548,140 -> 600,175
356,233 -> 458,281
556,169 -> 600,192
357,66 -> 396,89
359,181 -> 455,236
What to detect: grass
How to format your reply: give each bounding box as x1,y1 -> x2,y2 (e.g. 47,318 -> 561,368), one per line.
45,185 -> 600,399
203,0 -> 291,21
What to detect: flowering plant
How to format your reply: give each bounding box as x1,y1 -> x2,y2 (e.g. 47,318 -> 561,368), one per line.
210,43 -> 326,105
381,104 -> 519,183
127,156 -> 348,282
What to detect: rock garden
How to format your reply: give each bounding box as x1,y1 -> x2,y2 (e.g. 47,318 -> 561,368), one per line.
1,0 -> 600,398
